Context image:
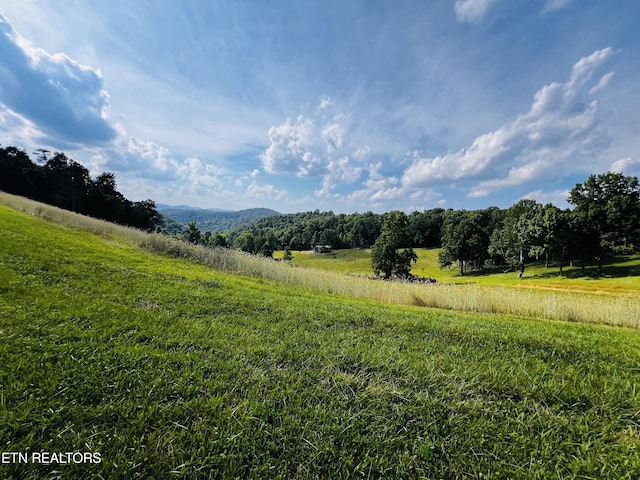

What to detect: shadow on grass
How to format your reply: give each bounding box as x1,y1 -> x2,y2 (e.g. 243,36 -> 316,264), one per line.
446,255 -> 640,280
531,262 -> 640,279
458,267 -> 513,278
529,255 -> 640,280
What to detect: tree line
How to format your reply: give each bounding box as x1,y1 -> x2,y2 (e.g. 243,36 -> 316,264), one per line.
375,172 -> 640,278
217,208 -> 444,254
6,142 -> 633,278
210,171 -> 640,277
0,145 -> 160,230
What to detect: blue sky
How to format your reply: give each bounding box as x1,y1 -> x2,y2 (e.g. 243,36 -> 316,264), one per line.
1,0 -> 639,213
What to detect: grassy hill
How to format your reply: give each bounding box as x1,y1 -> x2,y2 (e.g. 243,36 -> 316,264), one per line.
1,196 -> 640,478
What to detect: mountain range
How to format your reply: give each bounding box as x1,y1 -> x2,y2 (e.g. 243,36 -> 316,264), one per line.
156,203 -> 231,212
158,206 -> 280,234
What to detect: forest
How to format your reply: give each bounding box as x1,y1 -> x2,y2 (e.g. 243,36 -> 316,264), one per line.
0,145 -> 159,231
159,207 -> 280,234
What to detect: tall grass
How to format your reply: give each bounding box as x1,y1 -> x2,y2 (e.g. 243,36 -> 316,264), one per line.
3,192 -> 639,327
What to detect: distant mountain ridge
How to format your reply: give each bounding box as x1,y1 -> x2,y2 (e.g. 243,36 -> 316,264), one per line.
160,207 -> 280,233
156,203 -> 231,212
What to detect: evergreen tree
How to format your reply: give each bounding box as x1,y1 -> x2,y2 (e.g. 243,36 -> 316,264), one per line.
183,221 -> 202,244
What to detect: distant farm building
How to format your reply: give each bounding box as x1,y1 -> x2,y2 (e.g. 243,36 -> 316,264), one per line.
313,245 -> 332,254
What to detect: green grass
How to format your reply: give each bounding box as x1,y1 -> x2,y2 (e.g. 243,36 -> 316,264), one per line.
276,249 -> 375,275
4,193 -> 639,327
273,248 -> 640,327
278,248 -> 640,293
1,202 -> 640,478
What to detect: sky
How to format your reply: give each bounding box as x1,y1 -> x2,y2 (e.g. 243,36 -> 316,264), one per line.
1,0 -> 639,213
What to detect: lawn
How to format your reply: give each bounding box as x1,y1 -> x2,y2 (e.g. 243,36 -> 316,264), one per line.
1,203 -> 640,478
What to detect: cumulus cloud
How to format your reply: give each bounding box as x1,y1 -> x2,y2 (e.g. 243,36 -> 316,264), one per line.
260,114 -> 323,177
0,14 -> 117,145
246,183 -> 288,201
87,136 -> 226,200
321,115 -> 347,152
316,156 -> 363,197
123,138 -> 177,179
402,47 -> 615,198
260,99 -> 353,178
347,162 -> 404,204
318,95 -> 332,110
178,157 -> 224,192
260,97 -> 369,199
454,0 -> 502,23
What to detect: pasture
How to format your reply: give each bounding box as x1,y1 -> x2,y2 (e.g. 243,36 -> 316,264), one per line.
276,248 -> 640,294
1,196 -> 640,478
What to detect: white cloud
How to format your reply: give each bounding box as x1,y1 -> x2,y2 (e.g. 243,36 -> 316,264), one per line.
567,47 -> 614,90
246,183 -> 288,201
260,97 -> 374,201
177,157 -> 224,193
403,129 -> 511,187
542,0 -> 573,13
611,157 -> 640,175
589,72 -> 615,95
318,95 -> 332,110
316,156 -> 363,197
353,146 -> 373,160
346,162 -> 404,205
467,160 -> 549,198
520,189 -> 570,208
0,14 -> 117,145
0,105 -> 42,147
235,168 -> 261,187
260,97 -> 358,178
321,115 -> 347,152
454,0 -> 502,23
402,47 -> 615,198
90,136 -> 226,200
124,138 -> 176,178
260,114 -> 323,177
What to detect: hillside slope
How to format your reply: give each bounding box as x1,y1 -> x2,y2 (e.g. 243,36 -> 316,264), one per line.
1,203 -> 639,478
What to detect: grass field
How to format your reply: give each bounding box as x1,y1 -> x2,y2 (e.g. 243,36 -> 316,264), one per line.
1,199 -> 640,478
276,248 -> 640,294
3,193 -> 639,327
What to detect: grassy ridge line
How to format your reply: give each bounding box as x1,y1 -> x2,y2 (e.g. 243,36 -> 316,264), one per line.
2,192 -> 639,327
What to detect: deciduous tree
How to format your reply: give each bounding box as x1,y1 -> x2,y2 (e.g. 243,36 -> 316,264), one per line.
569,172 -> 640,273
371,211 -> 417,278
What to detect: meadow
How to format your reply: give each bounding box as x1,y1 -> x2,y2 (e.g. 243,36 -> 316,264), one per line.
276,248 -> 640,294
5,193 -> 639,327
1,194 -> 640,478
